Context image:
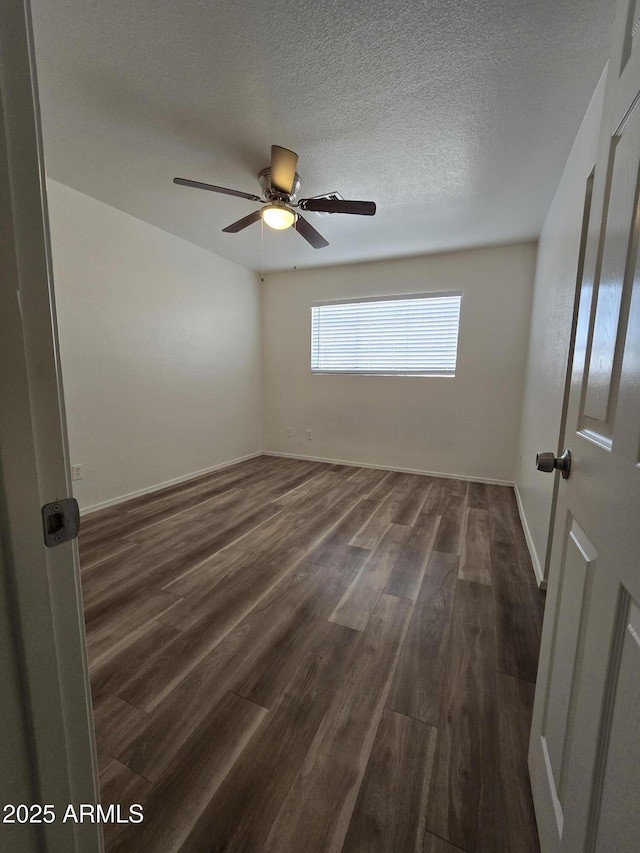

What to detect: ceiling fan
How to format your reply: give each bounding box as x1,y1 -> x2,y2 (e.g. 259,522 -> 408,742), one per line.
173,145 -> 376,249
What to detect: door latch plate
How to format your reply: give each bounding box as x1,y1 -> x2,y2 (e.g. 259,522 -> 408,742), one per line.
41,498 -> 80,547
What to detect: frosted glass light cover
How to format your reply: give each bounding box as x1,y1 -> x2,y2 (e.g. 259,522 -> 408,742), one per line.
262,205 -> 295,230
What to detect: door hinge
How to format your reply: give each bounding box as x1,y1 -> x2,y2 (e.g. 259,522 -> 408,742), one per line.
41,498 -> 80,547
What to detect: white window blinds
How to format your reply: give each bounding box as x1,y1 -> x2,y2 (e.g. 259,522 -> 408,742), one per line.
311,292 -> 462,376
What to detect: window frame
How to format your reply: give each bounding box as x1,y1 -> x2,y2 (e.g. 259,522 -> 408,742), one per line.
310,290 -> 463,378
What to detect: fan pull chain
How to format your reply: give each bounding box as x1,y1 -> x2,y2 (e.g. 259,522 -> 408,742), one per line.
261,218 -> 264,283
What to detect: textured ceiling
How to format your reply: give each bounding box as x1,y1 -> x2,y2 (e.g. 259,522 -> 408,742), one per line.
31,0 -> 613,273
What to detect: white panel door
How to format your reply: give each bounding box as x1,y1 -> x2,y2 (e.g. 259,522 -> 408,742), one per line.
529,1 -> 640,850
0,1 -> 100,851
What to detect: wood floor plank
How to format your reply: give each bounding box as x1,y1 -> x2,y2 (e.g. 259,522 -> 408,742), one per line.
388,472 -> 427,493
327,463 -> 358,477
121,486 -> 242,544
431,496 -> 466,555
363,471 -> 401,500
341,708 -> 437,853
79,514 -> 139,555
112,631 -> 249,781
262,464 -> 338,505
488,498 -> 514,544
498,496 -> 531,540
488,497 -> 531,565
178,622 -> 360,853
80,455 -> 285,550
332,544 -> 372,575
84,580 -> 182,634
82,542 -> 181,614
458,507 -> 491,586
90,497 -> 284,584
117,455 -> 278,515
79,540 -> 137,573
161,510 -> 297,598
99,752 -> 147,799
347,467 -> 392,491
81,478 -> 243,551
496,673 -> 540,853
384,512 -> 441,601
91,692 -> 148,759
112,626 -> 236,715
114,562 -> 350,780
330,524 -> 412,632
305,498 -> 383,568
274,467 -> 340,507
86,589 -> 182,667
490,539 -> 537,585
86,589 -> 181,667
79,503 -> 126,535
90,619 -> 183,700
159,546 -> 303,632
493,573 -> 544,683
262,593 -> 413,853
78,457 -> 290,556
422,833 -> 468,852
487,483 -> 517,505
426,580 -> 502,852
387,552 -> 458,725
117,548 -> 306,712
420,478 -> 448,510
467,481 -> 489,510
388,477 -> 432,526
98,756 -> 152,850
157,503 -> 283,568
121,474 -> 231,517
278,472 -> 360,518
349,492 -> 408,550
81,458 -> 541,853
108,691 -> 267,853
417,551 -> 460,607
445,478 -> 469,499
287,490 -> 367,553
423,479 -> 468,514
230,561 -> 362,708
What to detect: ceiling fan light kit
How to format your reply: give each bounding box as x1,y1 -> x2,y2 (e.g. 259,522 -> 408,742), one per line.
173,144 -> 376,249
261,203 -> 296,230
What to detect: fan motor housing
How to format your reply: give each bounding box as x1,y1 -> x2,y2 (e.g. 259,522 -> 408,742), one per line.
258,167 -> 300,202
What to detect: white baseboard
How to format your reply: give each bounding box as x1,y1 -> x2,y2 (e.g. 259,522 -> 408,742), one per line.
81,448 -> 518,518
80,451 -> 263,516
514,483 -> 546,589
263,450 -> 514,487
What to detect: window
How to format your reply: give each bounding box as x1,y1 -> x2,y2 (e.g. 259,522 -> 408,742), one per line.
310,292 -> 462,376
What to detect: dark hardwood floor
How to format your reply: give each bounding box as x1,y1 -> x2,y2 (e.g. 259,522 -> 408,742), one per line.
79,455 -> 544,853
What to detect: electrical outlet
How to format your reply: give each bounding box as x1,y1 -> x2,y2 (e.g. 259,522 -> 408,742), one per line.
72,464 -> 83,481
306,429 -> 312,440
286,427 -> 293,437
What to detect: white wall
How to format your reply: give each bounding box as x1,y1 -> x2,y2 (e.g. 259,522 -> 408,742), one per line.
262,244 -> 536,483
515,71 -> 606,583
47,180 -> 262,511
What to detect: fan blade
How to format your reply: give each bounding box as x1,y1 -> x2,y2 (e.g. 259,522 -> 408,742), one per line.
298,198 -> 376,216
294,214 -> 329,249
271,145 -> 298,194
173,177 -> 262,202
222,209 -> 262,233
